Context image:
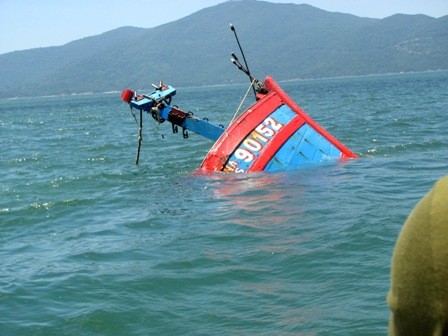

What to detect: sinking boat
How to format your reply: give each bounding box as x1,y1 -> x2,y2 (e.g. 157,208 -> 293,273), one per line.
200,76 -> 357,172
121,75 -> 357,172
120,25 -> 357,172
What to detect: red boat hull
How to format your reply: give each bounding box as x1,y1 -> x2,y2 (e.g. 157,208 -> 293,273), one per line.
200,77 -> 357,173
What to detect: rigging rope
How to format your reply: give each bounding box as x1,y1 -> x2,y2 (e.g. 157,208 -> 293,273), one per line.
229,78 -> 256,126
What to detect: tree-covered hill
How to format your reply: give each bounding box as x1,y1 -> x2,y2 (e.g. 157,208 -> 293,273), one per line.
0,0 -> 447,98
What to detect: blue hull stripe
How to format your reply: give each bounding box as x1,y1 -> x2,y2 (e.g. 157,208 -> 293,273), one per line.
265,123 -> 343,171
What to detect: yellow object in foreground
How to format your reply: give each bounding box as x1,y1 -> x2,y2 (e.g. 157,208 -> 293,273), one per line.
388,176 -> 448,336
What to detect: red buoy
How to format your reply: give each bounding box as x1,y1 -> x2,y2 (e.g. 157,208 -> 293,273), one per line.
121,89 -> 134,103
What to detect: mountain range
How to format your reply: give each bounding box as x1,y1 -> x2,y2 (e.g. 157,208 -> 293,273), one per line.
0,0 -> 447,98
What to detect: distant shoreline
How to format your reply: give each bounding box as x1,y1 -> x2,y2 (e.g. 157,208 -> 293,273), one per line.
2,69 -> 447,101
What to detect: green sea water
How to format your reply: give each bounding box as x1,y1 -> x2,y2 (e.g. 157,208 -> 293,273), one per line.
1,71 -> 447,335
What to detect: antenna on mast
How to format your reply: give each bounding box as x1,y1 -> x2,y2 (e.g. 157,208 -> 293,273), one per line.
229,23 -> 256,97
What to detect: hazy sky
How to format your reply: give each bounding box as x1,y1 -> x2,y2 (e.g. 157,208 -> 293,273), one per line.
1,0 -> 447,54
